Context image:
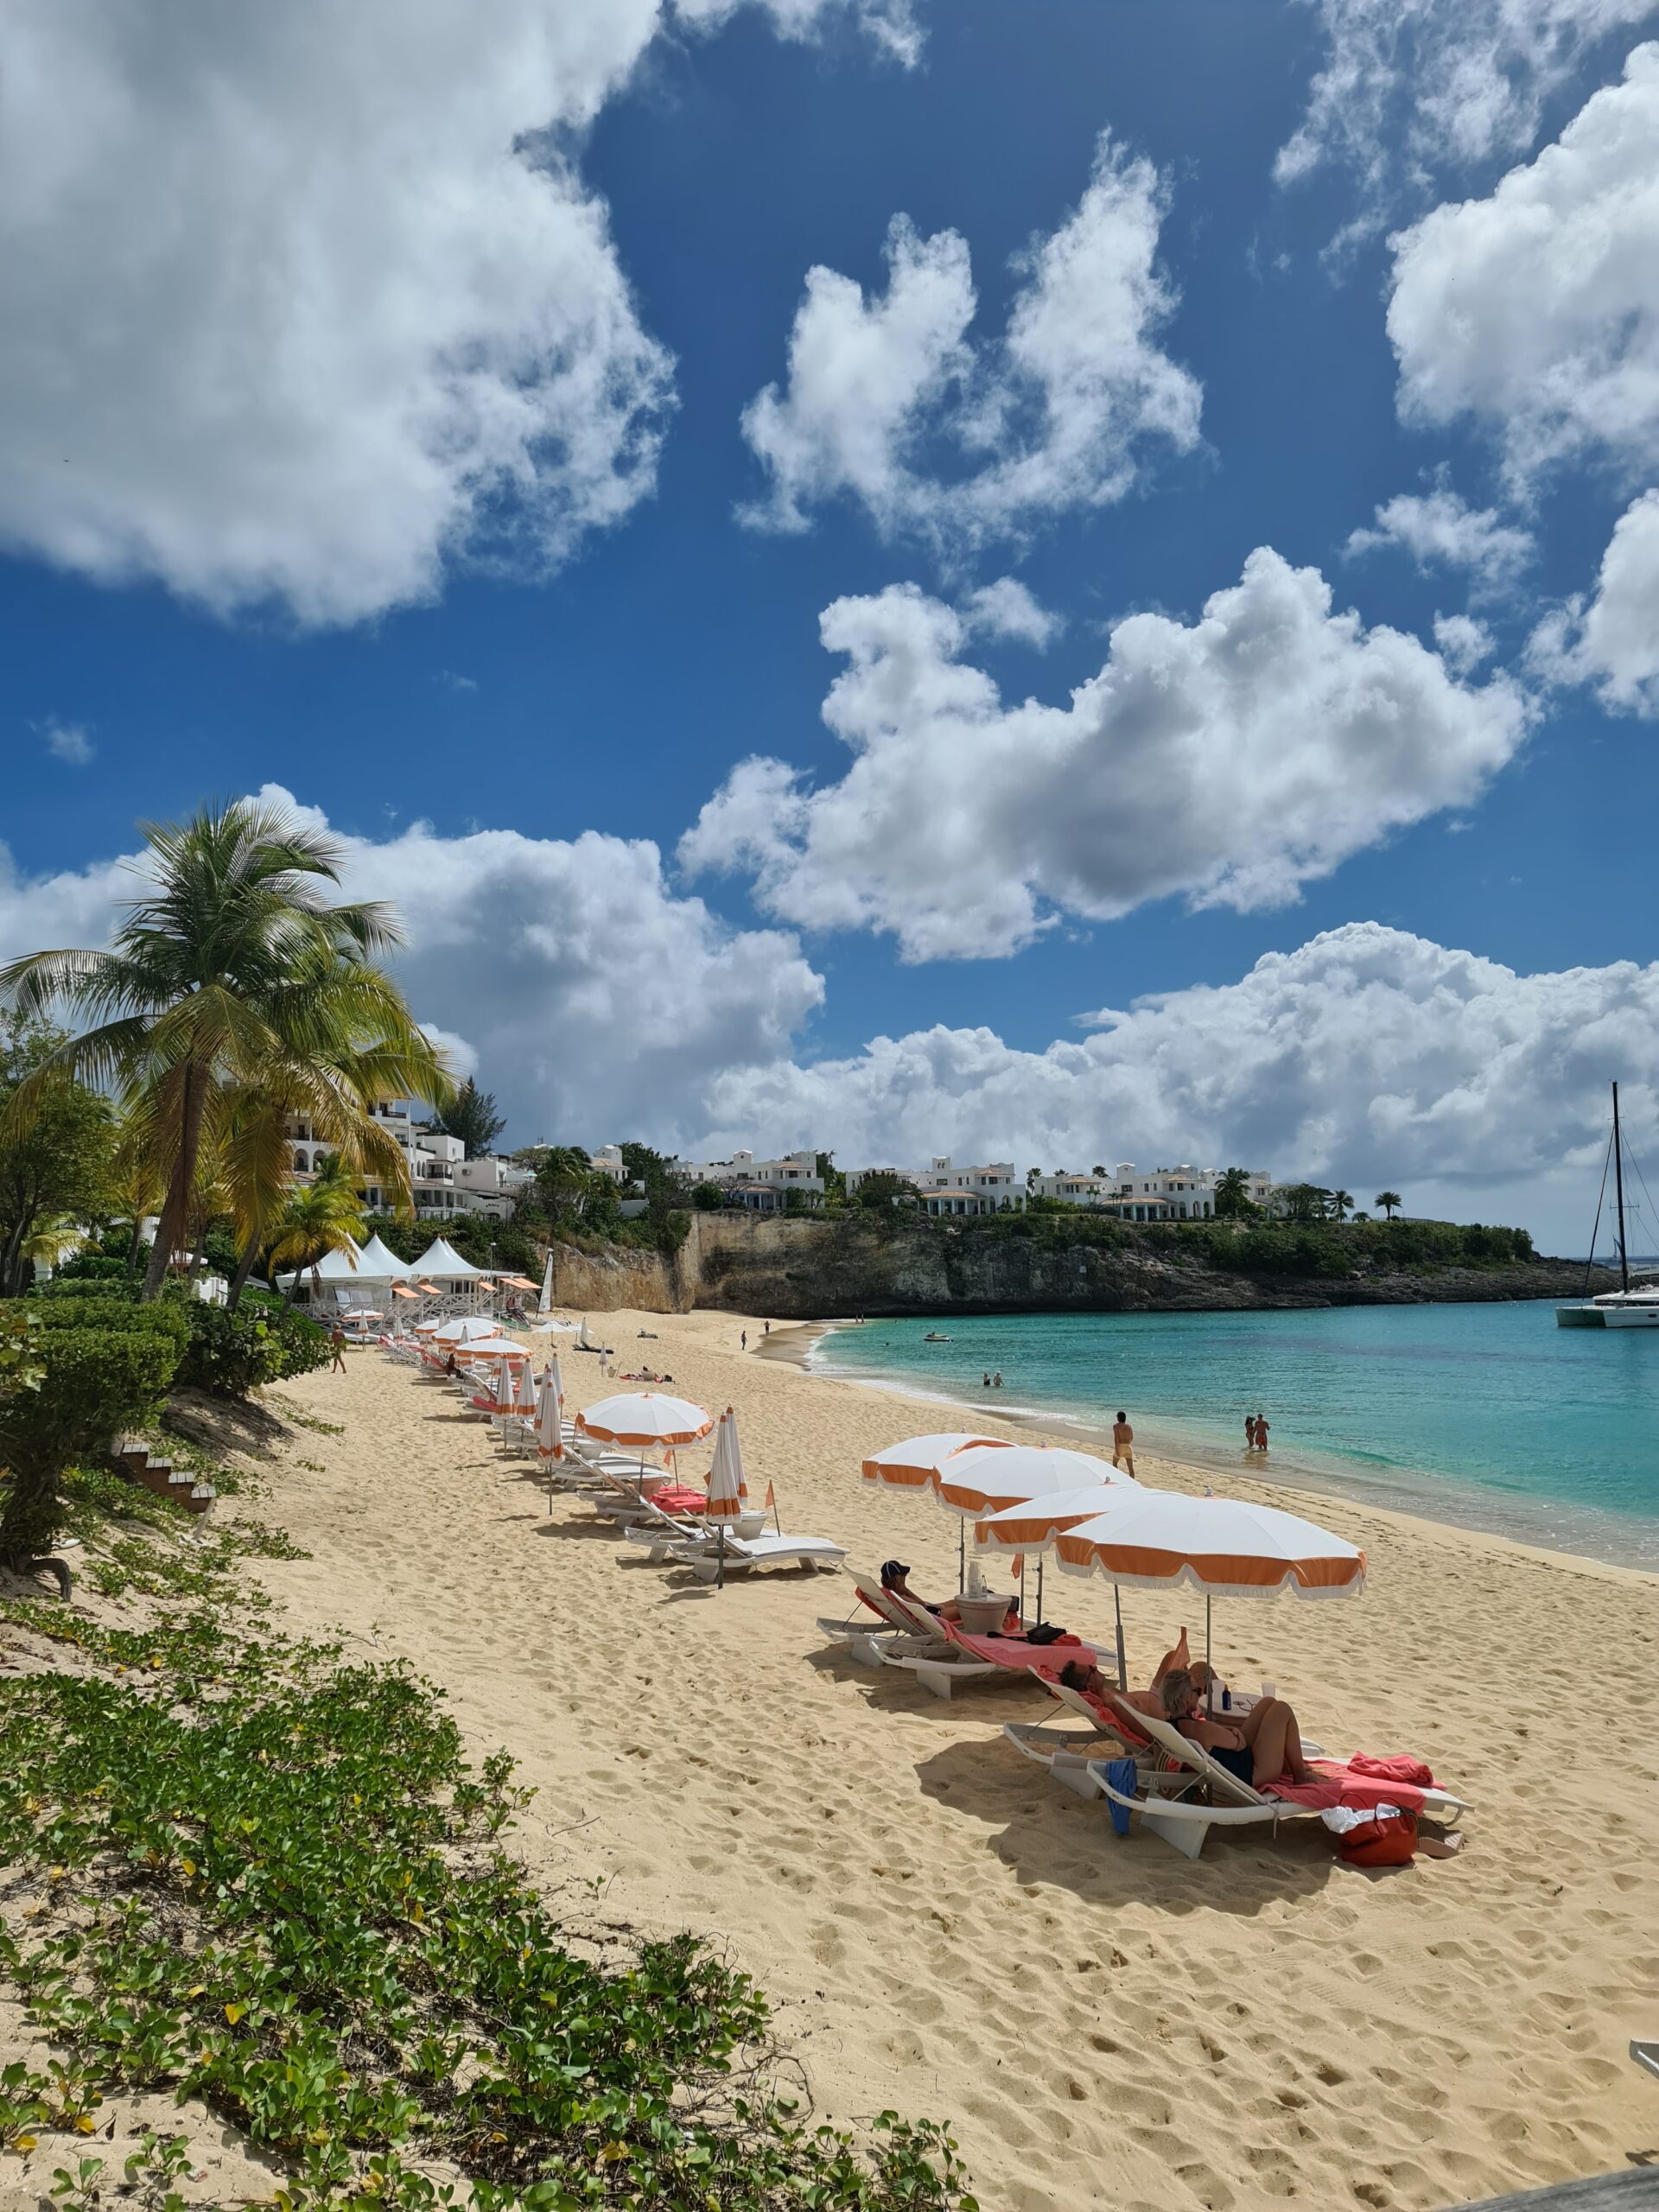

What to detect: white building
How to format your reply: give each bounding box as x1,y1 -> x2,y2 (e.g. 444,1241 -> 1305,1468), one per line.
845,1158 -> 1027,1213
589,1144 -> 627,1184
1031,1163 -> 1274,1221
283,1099 -> 524,1222
676,1148 -> 825,1208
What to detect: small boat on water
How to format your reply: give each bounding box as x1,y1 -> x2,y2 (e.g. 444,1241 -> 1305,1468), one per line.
1558,1082 -> 1659,1328
922,1331 -> 952,1343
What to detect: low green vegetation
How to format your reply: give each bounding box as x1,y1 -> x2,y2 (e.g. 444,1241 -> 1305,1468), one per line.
507,1144 -> 690,1263
0,1591 -> 974,2211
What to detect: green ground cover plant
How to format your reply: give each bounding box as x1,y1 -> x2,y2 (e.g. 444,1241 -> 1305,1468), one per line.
0,1537 -> 975,2212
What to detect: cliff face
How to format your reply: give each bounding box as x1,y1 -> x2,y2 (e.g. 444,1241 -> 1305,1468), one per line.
540,1214 -> 1608,1319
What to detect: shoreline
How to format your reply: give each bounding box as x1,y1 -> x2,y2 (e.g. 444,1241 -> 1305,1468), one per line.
766,1314 -> 1659,1586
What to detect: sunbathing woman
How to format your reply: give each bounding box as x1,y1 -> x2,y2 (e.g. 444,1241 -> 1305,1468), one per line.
1160,1667 -> 1317,1788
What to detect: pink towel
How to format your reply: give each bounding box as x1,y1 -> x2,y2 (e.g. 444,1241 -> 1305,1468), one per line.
1267,1758 -> 1440,1815
947,1627 -> 1102,1681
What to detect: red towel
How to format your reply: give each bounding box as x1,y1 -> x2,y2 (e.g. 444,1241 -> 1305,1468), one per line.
1267,1758 -> 1440,1815
1347,1752 -> 1434,1788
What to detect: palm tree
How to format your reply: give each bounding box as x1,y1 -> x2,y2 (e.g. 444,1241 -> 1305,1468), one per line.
1375,1190 -> 1402,1220
213,952 -> 448,1305
266,1157 -> 367,1310
1329,1189 -> 1353,1222
1212,1166 -> 1255,1218
0,800 -> 422,1299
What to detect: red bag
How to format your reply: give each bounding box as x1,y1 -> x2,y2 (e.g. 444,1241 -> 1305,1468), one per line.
1338,1808 -> 1417,1867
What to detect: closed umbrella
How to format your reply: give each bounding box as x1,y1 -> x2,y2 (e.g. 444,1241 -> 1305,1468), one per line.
514,1358 -> 538,1421
575,1392 -> 714,1448
536,1355 -> 566,1464
705,1406 -> 749,1590
493,1358 -> 515,1419
1053,1491 -> 1366,1693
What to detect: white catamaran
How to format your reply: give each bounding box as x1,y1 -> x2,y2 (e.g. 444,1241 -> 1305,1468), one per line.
1558,1082 -> 1659,1328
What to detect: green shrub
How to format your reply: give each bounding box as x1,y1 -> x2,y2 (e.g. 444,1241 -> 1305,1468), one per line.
51,1254 -> 127,1282
171,1294 -> 328,1396
31,1280 -> 142,1303
0,1320 -> 182,1563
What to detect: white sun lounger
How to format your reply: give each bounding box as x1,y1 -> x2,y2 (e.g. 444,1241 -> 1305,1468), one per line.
1631,2041 -> 1659,2082
880,1612 -> 1105,1702
817,1572 -> 956,1668
665,1531 -> 847,1582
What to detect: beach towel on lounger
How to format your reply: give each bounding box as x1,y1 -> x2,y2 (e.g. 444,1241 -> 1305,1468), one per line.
1267,1758 -> 1441,1816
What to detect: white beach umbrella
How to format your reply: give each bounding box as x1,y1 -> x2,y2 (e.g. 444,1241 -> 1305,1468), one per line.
935,1444 -> 1132,1517
575,1392 -> 714,1447
460,1338 -> 528,1363
433,1315 -> 499,1344
493,1358 -> 516,1417
1053,1493 -> 1364,1599
1054,1490 -> 1366,1695
704,1407 -> 750,1522
514,1357 -> 538,1420
536,1355 -> 566,1465
860,1432 -> 1006,1494
973,1483 -> 1139,1552
537,1254 -> 555,1313
704,1406 -> 750,1590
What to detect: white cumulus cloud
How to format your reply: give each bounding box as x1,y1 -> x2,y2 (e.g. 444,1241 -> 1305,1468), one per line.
697,922 -> 1659,1249
679,555 -> 1531,961
40,720 -> 95,766
0,786 -> 825,1150
0,0 -> 909,627
961,576 -> 1062,648
1529,486 -> 1659,711
1345,487 -> 1534,594
738,132 -> 1202,558
1277,0 -> 1657,239
1387,42 -> 1659,488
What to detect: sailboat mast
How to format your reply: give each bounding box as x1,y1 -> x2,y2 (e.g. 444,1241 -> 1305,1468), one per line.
1612,1080 -> 1630,1294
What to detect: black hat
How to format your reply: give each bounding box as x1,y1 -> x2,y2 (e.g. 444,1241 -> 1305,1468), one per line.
880,1560 -> 911,1585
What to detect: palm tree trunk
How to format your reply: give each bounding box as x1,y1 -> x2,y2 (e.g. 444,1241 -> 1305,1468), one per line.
227,1233 -> 263,1310
143,1062 -> 208,1300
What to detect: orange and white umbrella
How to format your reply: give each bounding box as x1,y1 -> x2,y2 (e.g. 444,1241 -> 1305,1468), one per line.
513,1357 -> 538,1421
461,1338 -> 528,1363
861,1432 -> 1005,1492
1052,1492 -> 1365,1599
935,1443 -> 1132,1518
704,1406 -> 749,1522
536,1354 -> 566,1465
492,1357 -> 516,1417
973,1481 -> 1135,1552
575,1391 -> 713,1448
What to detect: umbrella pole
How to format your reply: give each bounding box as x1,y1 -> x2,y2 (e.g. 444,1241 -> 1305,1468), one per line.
1035,1557 -> 1044,1627
716,1520 -> 726,1592
1020,1557 -> 1027,1626
1114,1586 -> 1127,1692
958,1519 -> 965,1594
1205,1596 -> 1212,1710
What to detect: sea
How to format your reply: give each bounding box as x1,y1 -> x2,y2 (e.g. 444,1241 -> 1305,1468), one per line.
808,1301 -> 1659,1571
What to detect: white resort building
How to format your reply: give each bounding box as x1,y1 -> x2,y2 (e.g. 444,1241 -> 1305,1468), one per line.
674,1148 -> 825,1211
844,1158 -> 1027,1214
1029,1164 -> 1274,1221
283,1098 -> 530,1223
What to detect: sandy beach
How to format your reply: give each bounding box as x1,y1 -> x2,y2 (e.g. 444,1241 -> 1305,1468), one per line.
234,1307 -> 1659,2212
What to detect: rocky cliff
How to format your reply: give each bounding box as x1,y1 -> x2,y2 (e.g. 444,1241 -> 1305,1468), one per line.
540,1213 -> 1608,1319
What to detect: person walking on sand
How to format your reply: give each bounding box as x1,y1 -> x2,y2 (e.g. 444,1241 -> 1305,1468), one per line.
1112,1411 -> 1135,1476
328,1325 -> 347,1374
1254,1413 -> 1269,1455
741,1329 -> 747,1352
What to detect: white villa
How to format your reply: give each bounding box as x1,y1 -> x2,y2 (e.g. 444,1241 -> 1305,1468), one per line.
844,1158 -> 1027,1215
675,1147 -> 825,1210
1030,1164 -> 1275,1221
283,1098 -> 530,1223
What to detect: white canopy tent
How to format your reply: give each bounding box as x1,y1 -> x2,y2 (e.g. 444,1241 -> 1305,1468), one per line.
357,1234 -> 414,1281
410,1237 -> 484,1281
276,1238 -> 367,1294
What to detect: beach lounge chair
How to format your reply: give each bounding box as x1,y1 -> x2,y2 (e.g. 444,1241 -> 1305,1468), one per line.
817,1571 -> 961,1667
882,1617 -> 1105,1701
664,1530 -> 847,1581
1030,1684 -> 1468,1858
1632,2041 -> 1659,2082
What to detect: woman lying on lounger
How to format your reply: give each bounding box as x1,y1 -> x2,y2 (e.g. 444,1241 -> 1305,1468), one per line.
1160,1667 -> 1317,1789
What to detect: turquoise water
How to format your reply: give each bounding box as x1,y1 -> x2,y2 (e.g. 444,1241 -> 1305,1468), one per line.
810,1303 -> 1659,1569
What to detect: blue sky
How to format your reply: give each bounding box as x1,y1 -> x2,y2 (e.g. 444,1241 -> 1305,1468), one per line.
3,0 -> 1657,1249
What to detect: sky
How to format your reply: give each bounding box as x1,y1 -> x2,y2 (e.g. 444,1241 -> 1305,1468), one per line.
3,0 -> 1658,1253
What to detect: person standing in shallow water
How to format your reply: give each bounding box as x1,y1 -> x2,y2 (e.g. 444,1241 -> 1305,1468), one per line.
1244,1414 -> 1256,1451
1254,1413 -> 1270,1455
1112,1411 -> 1135,1476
